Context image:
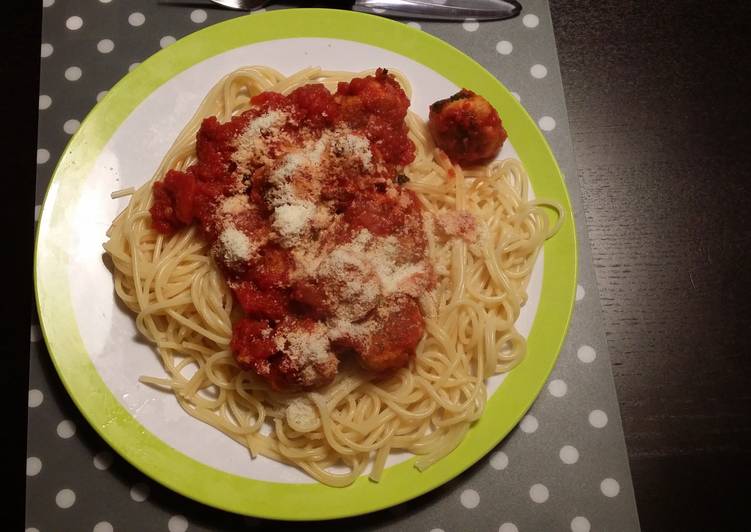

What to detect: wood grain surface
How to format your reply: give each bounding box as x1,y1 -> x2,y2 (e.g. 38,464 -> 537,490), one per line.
5,2 -> 750,530
549,1 -> 751,529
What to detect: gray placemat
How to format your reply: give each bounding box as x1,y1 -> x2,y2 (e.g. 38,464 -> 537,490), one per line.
28,1 -> 640,530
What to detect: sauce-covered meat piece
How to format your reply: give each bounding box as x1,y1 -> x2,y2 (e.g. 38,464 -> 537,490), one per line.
232,317 -> 338,390
336,295 -> 425,373
428,89 -> 507,166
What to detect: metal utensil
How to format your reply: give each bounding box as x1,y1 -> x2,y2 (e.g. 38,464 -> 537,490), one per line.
210,0 -> 268,9
208,0 -> 522,21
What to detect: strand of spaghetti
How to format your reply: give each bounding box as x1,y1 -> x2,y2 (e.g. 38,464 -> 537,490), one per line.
414,423 -> 470,471
369,444 -> 392,482
310,392 -> 376,456
298,459 -> 367,488
164,309 -> 230,345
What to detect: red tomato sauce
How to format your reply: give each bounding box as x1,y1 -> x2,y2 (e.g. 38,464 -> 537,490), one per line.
150,69 -> 433,390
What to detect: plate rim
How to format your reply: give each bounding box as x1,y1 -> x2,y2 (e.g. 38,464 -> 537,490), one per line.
34,8 -> 577,520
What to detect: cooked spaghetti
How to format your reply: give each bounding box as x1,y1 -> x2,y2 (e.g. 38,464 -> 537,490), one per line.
104,66 -> 562,487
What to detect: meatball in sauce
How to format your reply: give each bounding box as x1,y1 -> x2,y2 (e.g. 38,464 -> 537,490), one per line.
428,89 -> 507,166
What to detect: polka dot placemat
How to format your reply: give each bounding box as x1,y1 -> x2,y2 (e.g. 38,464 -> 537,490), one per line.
29,1 -> 641,530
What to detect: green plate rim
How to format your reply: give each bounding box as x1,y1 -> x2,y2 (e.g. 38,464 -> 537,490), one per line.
34,8 -> 577,521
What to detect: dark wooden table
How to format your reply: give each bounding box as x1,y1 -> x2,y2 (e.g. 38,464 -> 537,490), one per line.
549,1 -> 751,530
6,2 -> 750,530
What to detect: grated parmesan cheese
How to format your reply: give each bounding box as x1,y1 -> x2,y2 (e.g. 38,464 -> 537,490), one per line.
324,229 -> 429,298
468,220 -> 489,258
237,110 -> 288,142
438,210 -> 478,242
286,398 -> 319,431
263,133 -> 338,247
276,322 -> 332,367
271,136 -> 326,182
219,194 -> 250,215
328,317 -> 378,346
272,201 -> 316,245
231,110 -> 290,175
218,225 -> 255,262
318,247 -> 380,321
332,130 -> 373,169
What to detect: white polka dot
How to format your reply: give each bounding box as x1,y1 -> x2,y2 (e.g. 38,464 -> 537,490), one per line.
571,516 -> 591,532
577,345 -> 596,363
511,92 -> 521,101
97,90 -> 108,102
36,150 -> 49,165
43,0 -> 54,7
39,94 -> 52,110
56,488 -> 76,509
576,284 -> 586,301
27,457 -> 42,476
460,488 -> 480,509
35,204 -> 41,221
559,445 -> 579,464
28,389 -> 44,407
63,119 -> 80,135
129,12 -> 146,26
499,524 -> 519,532
539,116 -> 556,131
531,64 -> 548,79
93,522 -> 114,532
523,14 -> 540,28
463,18 -> 479,32
589,409 -> 608,428
65,66 -> 82,81
66,16 -> 83,31
97,39 -> 114,54
600,478 -> 620,497
100,0 -> 113,3
191,9 -> 208,23
160,36 -> 176,48
129,62 -> 140,72
40,43 -> 53,58
93,450 -> 114,470
490,451 -> 508,470
407,21 -> 421,30
548,379 -> 567,397
168,515 -> 189,532
57,419 -> 76,439
529,483 -> 549,503
496,40 -> 513,55
130,482 -> 150,502
520,414 -> 538,433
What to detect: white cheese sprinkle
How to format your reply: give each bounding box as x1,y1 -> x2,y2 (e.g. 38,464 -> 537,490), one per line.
219,194 -> 250,215
286,398 -> 319,431
277,323 -> 332,366
272,202 -> 316,244
332,131 -> 373,169
240,110 -> 287,140
218,225 -> 254,262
